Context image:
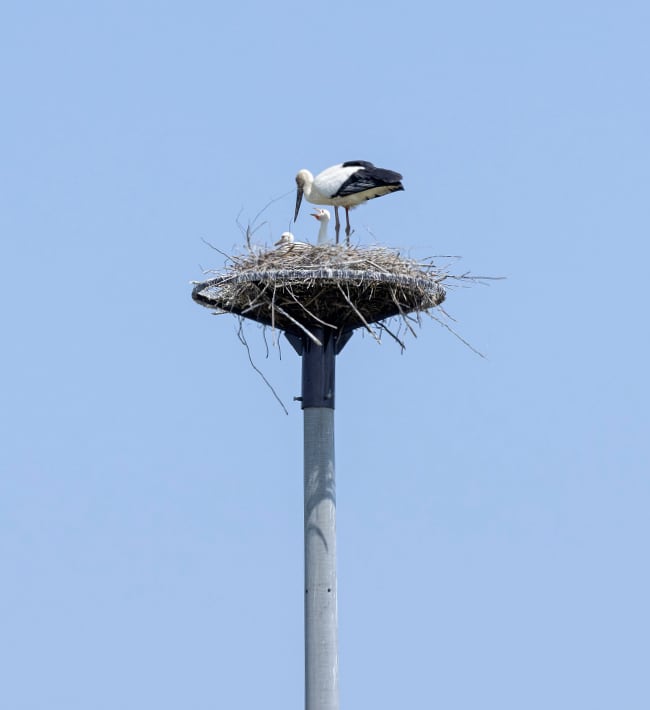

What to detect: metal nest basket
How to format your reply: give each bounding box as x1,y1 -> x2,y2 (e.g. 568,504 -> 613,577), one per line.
192,243 -> 448,345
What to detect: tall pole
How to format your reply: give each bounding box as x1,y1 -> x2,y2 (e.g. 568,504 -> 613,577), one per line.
301,327 -> 339,710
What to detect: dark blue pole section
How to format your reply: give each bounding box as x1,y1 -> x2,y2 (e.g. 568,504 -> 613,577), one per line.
301,327 -> 336,410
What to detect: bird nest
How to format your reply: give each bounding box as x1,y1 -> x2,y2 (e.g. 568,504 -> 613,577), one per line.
192,243 -> 449,346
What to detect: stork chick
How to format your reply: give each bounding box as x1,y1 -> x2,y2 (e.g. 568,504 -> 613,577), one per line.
311,208 -> 332,246
274,231 -> 309,251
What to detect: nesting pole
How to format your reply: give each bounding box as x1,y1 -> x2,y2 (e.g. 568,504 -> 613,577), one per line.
286,327 -> 352,710
292,328 -> 338,707
192,242 -> 447,709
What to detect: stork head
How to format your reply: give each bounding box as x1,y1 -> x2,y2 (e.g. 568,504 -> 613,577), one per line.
275,231 -> 295,246
310,208 -> 331,223
294,169 -> 312,222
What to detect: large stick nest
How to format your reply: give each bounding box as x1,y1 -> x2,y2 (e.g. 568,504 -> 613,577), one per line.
192,243 -> 448,339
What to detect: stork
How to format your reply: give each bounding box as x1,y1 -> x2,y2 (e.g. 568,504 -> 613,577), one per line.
274,231 -> 309,251
275,231 -> 296,246
311,208 -> 332,246
294,160 -> 404,244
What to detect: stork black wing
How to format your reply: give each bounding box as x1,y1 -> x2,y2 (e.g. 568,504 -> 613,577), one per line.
341,160 -> 376,169
334,165 -> 404,197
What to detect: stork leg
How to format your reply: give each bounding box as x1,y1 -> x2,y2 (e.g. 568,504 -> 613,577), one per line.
334,206 -> 341,244
345,207 -> 352,245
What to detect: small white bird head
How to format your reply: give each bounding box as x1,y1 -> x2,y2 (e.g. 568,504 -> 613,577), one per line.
310,208 -> 331,223
311,208 -> 332,246
275,231 -> 295,246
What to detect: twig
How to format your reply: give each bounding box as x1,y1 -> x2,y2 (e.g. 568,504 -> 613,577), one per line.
201,238 -> 233,262
240,302 -> 264,315
437,305 -> 457,323
274,305 -> 323,346
271,284 -> 277,346
377,321 -> 406,351
336,282 -> 381,344
425,311 -> 485,359
250,190 -> 293,229
262,324 -> 270,359
236,319 -> 289,415
236,208 -> 268,250
364,259 -> 391,274
286,286 -> 338,329
240,282 -> 272,314
389,286 -> 419,338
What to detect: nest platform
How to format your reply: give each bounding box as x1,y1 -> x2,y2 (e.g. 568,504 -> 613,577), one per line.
192,243 -> 447,340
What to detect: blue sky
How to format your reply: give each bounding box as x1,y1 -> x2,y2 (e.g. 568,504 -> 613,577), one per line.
1,1 -> 649,708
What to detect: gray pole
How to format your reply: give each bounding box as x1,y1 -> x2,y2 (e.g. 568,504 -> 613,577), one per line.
301,328 -> 339,710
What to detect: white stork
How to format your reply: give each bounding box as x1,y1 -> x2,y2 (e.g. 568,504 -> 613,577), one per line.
294,160 -> 404,244
274,231 -> 309,251
311,208 -> 332,246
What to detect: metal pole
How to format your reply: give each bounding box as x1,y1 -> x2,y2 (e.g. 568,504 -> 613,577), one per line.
301,328 -> 339,710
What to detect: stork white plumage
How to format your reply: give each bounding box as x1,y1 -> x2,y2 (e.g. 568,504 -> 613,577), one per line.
274,231 -> 309,251
294,160 -> 404,244
311,208 -> 332,246
275,231 -> 296,246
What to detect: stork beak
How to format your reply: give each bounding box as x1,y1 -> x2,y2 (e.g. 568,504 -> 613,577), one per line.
294,188 -> 303,222
310,212 -> 320,220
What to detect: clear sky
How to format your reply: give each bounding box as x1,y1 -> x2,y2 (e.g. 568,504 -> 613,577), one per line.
2,1 -> 649,708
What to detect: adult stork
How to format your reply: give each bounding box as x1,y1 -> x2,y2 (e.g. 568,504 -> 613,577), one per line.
311,208 -> 332,246
294,160 -> 404,244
